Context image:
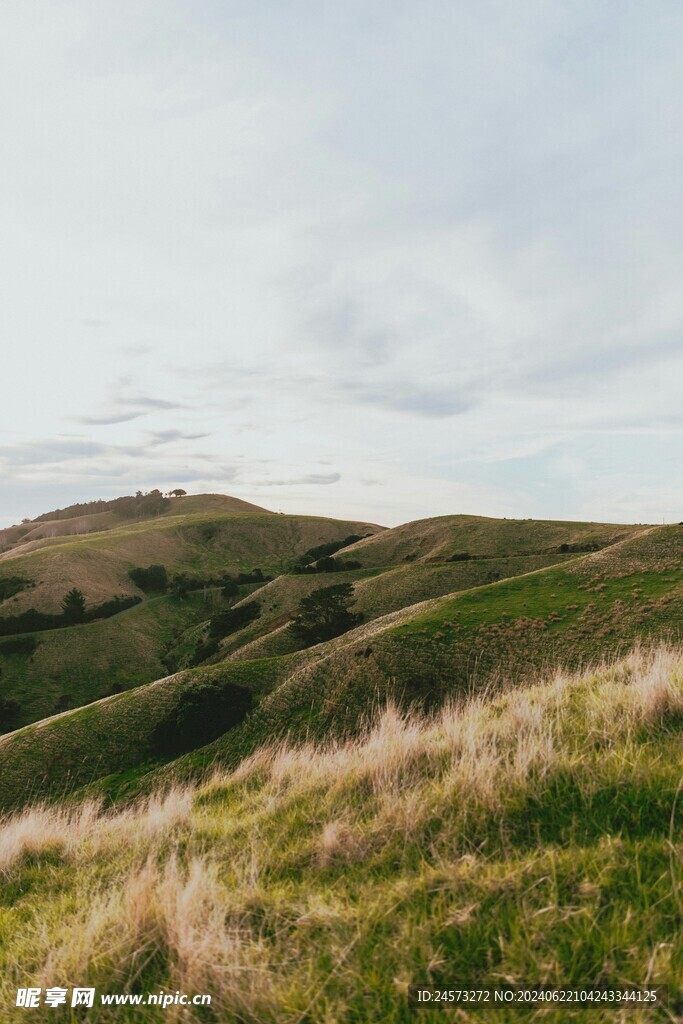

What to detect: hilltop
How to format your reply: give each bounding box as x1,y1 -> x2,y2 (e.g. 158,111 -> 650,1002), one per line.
0,646 -> 681,1022
0,492 -> 381,615
335,513 -> 642,566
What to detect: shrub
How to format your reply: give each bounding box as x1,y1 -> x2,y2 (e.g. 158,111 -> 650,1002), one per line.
0,608 -> 61,636
220,576 -> 239,598
208,601 -> 260,640
85,595 -> 142,621
0,576 -> 31,601
190,638 -> 220,666
292,535 -> 368,573
236,569 -> 268,585
293,556 -> 363,575
170,573 -> 193,598
0,636 -> 38,657
0,696 -> 21,734
151,682 -> 253,755
128,565 -> 169,591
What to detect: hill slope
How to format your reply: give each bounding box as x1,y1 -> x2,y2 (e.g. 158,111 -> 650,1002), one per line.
1,523 -> 680,810
0,494 -> 382,731
0,646 -> 681,1022
335,513 -> 645,566
0,495 -> 382,616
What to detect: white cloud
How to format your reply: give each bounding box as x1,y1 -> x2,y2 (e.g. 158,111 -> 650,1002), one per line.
0,1 -> 681,526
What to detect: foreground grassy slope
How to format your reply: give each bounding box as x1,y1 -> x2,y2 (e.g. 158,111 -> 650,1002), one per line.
0,647 -> 681,1022
0,495 -> 382,615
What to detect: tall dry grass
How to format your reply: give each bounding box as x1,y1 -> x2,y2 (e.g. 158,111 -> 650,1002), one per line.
1,644 -> 682,1021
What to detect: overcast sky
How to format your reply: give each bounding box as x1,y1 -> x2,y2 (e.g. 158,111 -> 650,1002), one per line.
1,1 -> 682,528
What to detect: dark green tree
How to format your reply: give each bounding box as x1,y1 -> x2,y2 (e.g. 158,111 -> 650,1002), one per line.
170,572 -> 192,598
0,696 -> 22,734
151,682 -> 253,755
128,564 -> 168,591
61,587 -> 86,624
290,582 -> 362,646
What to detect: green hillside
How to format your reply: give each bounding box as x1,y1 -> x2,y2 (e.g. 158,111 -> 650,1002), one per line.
0,646 -> 681,1022
204,552 -> 576,666
201,524 -> 682,771
166,511 -> 639,671
1,522 -> 680,811
0,494 -> 382,616
0,493 -> 382,732
335,513 -> 645,566
0,592 -> 219,728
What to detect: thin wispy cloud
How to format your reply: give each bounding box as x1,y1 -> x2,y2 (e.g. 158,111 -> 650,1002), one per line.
73,412 -> 146,426
147,430 -> 210,446
252,473 -> 342,487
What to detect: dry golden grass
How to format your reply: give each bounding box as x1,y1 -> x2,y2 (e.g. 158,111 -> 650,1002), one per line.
1,645 -> 682,1021
0,788 -> 192,878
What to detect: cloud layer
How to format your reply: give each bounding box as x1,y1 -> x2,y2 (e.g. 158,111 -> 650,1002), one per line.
0,1 -> 681,527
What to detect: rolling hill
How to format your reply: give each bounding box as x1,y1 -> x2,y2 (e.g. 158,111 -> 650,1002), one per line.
0,493 -> 382,730
333,513 -> 644,566
0,493 -> 382,616
1,495 -> 682,1021
0,512 -> 680,812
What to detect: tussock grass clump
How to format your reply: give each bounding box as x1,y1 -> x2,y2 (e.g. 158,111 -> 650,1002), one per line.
0,788 -> 192,878
1,646 -> 682,1021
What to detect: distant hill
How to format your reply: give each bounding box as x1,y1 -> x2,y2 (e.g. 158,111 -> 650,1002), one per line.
0,493 -> 382,615
0,492 -> 272,557
334,513 -> 644,566
0,493 -> 383,732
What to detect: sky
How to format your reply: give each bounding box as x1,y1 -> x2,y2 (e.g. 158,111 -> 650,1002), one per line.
1,0 -> 682,528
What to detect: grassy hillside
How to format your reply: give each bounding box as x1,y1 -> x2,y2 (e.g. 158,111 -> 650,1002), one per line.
1,524 -> 680,812
207,553 -> 576,665
0,591 -> 221,728
337,514 -> 646,566
0,494 -> 382,615
0,493 -> 382,730
0,646 -> 681,1022
0,494 -> 271,554
0,654 -> 301,810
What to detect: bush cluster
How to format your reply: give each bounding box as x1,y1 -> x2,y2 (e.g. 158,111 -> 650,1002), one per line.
190,601 -> 261,666
291,535 -> 368,574
151,681 -> 253,755
0,591 -> 141,637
